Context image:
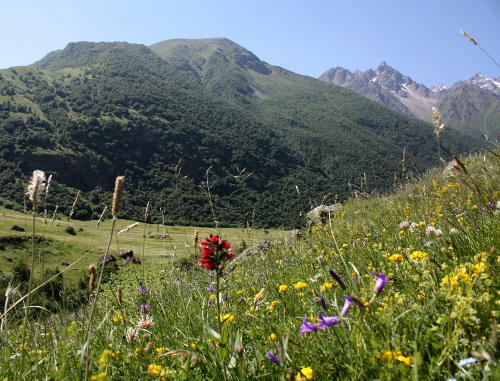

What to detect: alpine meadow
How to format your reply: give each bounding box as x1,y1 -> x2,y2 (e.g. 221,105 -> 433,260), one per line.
1,38 -> 499,380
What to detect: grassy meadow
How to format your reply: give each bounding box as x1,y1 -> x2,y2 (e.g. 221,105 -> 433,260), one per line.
1,148 -> 500,380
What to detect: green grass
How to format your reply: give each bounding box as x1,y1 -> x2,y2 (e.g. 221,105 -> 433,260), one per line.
1,149 -> 500,380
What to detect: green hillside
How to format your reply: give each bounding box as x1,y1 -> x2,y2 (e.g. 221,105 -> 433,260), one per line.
430,84 -> 500,142
0,39 -> 486,228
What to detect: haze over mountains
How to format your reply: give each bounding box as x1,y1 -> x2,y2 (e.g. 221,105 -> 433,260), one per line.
319,62 -> 500,141
0,38 -> 486,227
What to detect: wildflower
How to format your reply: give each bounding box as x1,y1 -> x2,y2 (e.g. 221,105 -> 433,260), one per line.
410,251 -> 428,260
450,228 -> 458,234
294,282 -> 307,290
140,304 -> 152,313
138,284 -> 147,292
267,350 -> 281,366
269,333 -> 277,341
270,300 -> 279,307
300,315 -> 319,336
27,170 -> 46,210
148,364 -> 162,376
125,328 -> 139,343
220,314 -> 235,324
372,273 -> 391,294
341,296 -> 352,316
278,285 -> 288,293
199,234 -> 234,270
297,367 -> 313,380
318,312 -> 339,329
137,315 -> 154,329
320,297 -> 327,311
388,254 -> 404,262
399,221 -> 409,229
426,226 -> 442,236
328,269 -> 347,290
206,286 -> 214,291
472,262 -> 487,277
458,357 -> 477,366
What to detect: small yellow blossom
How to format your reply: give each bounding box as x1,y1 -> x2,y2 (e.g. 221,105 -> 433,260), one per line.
278,285 -> 288,293
148,364 -> 162,377
220,314 -> 235,324
294,282 -> 307,290
388,254 -> 404,262
269,333 -> 277,341
270,300 -> 279,307
410,251 -> 428,260
297,367 -> 313,380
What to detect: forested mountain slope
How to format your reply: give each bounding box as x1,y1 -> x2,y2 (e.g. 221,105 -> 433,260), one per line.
0,40 -> 485,227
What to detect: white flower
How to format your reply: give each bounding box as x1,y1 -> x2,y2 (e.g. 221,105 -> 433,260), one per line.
125,328 -> 139,343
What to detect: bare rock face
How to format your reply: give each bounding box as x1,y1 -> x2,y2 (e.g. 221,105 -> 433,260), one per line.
65,226 -> 76,236
97,253 -> 116,264
307,204 -> 343,226
118,249 -> 134,259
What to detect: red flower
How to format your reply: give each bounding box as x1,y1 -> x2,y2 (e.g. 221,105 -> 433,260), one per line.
199,234 -> 233,271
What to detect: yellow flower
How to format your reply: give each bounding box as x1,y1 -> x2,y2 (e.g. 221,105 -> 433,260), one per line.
396,355 -> 412,366
377,350 -> 403,361
220,314 -> 235,324
148,364 -> 162,377
388,254 -> 404,262
269,333 -> 277,341
270,300 -> 279,307
294,282 -> 307,290
297,367 -> 313,380
473,262 -> 487,277
278,285 -> 288,293
112,314 -> 122,323
410,251 -> 428,260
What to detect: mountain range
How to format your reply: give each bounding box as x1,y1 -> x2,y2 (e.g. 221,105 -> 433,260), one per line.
0,39 -> 486,227
319,62 -> 500,141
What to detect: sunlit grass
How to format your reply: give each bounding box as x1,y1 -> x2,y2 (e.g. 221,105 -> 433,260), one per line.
1,149 -> 500,379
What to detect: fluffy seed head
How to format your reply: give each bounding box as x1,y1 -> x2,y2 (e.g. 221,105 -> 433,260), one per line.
112,176 -> 124,218
27,170 -> 46,210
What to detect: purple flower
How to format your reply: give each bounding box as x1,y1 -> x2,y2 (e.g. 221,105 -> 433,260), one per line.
329,269 -> 347,290
352,240 -> 357,248
320,297 -> 328,311
341,296 -> 352,316
224,293 -> 229,301
299,315 -> 319,336
138,284 -> 147,293
266,351 -> 281,366
140,304 -> 151,313
206,286 -> 214,291
318,312 -> 339,329
372,272 -> 391,294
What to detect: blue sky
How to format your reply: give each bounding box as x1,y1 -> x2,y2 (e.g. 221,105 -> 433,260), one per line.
1,0 -> 499,87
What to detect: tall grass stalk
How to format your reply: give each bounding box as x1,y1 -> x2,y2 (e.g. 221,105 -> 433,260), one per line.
80,176 -> 123,381
20,170 -> 45,376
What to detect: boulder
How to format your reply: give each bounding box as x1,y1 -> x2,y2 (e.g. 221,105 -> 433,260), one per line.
11,225 -> 25,232
118,249 -> 134,259
127,257 -> 142,265
307,204 -> 342,226
284,229 -> 303,246
61,260 -> 70,266
97,253 -> 116,265
65,226 -> 76,236
238,240 -> 272,261
78,228 -> 84,232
